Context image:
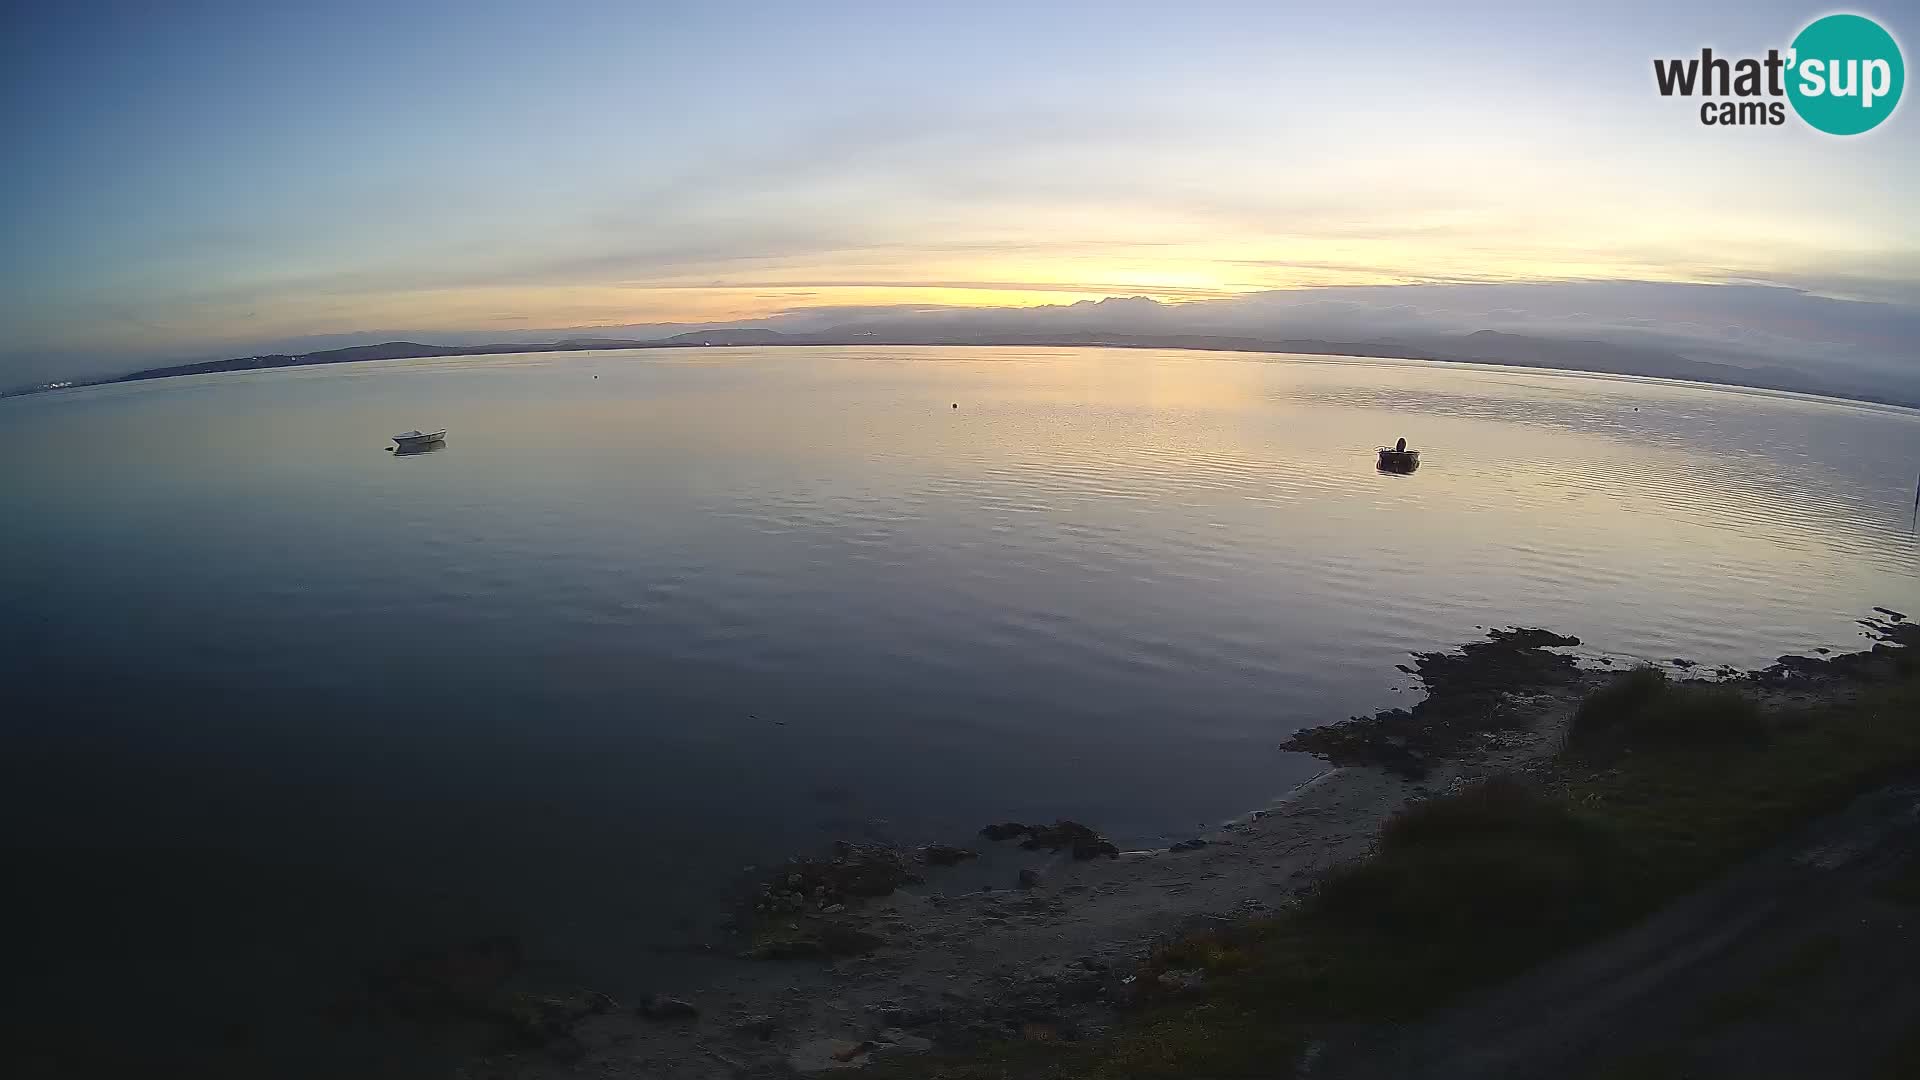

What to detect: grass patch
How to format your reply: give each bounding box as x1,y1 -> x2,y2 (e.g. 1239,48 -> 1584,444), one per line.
1570,666 -> 1765,750
1568,678 -> 1920,875
893,645 -> 1920,1080
1303,778 -> 1642,950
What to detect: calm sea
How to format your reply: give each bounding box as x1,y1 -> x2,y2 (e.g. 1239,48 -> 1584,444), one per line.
3,346 -> 1917,1074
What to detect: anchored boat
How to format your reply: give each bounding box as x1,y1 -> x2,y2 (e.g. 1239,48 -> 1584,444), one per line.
391,428 -> 447,452
1377,445 -> 1420,473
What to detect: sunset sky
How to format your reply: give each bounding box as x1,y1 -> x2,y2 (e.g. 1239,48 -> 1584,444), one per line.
2,0 -> 1915,376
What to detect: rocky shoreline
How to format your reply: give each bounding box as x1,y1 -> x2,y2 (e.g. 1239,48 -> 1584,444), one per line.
407,614 -> 1911,1079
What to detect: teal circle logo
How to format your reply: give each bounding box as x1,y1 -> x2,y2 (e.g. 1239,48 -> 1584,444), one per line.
1787,14 -> 1904,134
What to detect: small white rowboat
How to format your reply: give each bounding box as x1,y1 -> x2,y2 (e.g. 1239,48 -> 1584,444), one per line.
392,428 -> 447,450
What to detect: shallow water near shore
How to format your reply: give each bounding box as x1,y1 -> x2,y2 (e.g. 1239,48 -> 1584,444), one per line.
3,345 -> 1918,1074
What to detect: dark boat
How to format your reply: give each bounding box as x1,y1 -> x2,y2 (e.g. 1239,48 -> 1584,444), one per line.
1377,446 -> 1420,473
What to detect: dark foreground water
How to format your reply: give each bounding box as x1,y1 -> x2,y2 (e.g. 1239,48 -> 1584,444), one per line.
3,346 -> 1918,1075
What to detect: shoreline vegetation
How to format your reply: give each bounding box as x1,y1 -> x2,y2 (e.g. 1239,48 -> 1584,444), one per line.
9,330 -> 1920,412
398,609 -> 1920,1080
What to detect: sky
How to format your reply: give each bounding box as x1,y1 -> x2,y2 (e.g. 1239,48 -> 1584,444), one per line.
2,0 -> 1917,382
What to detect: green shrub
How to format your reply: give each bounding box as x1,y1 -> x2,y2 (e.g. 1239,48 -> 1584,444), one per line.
1303,777 -> 1639,944
1577,666 -> 1671,728
1571,666 -> 1764,749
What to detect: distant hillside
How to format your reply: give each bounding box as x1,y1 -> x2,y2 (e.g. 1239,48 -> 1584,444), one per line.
7,329 -> 1913,410
1405,330 -> 1909,405
94,339 -> 654,384
659,328 -> 792,346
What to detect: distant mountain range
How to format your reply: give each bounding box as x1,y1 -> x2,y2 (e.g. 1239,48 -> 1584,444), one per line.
6,324 -> 1916,410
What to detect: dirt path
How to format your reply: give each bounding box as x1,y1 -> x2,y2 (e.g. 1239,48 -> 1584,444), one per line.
1307,781 -> 1920,1080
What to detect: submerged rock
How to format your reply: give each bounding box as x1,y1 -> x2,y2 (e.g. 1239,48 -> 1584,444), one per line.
1281,627 -> 1584,779
788,1028 -> 934,1073
1755,617 -> 1919,687
979,820 -> 1119,860
754,843 -> 922,915
356,934 -> 524,1020
348,935 -> 633,1058
1156,968 -> 1206,994
746,921 -> 886,961
788,1038 -> 874,1072
835,1040 -> 878,1062
637,994 -> 699,1020
874,1028 -> 933,1054
1024,821 -> 1119,860
495,989 -> 620,1050
919,843 -> 979,866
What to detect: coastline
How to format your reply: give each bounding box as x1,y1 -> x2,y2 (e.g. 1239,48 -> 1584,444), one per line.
10,336 -> 1920,415
419,611 -> 1920,1079
450,630 -> 1616,1078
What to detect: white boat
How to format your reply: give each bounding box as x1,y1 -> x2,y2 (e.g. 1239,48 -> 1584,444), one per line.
391,428 -> 447,450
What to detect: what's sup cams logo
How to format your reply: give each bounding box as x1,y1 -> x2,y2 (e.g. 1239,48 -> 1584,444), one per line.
1655,13 -> 1904,134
